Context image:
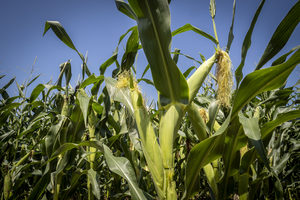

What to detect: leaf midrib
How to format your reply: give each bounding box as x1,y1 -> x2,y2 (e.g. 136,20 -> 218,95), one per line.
144,0 -> 175,102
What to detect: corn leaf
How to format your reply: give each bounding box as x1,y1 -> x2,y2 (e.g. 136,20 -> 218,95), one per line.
271,45 -> 300,66
30,84 -> 45,103
128,0 -> 189,106
115,0 -> 137,20
28,163 -> 50,200
100,26 -> 136,75
80,74 -> 104,89
77,89 -> 92,127
232,48 -> 300,120
238,111 -> 270,171
121,26 -> 139,72
255,1 -> 300,70
43,21 -> 91,77
235,0 -> 265,86
226,0 -> 236,52
172,23 -> 218,45
218,117 -> 247,199
103,144 -> 152,200
261,110 -> 300,147
182,112 -> 230,200
61,169 -> 87,199
171,51 -> 202,65
87,169 -> 101,199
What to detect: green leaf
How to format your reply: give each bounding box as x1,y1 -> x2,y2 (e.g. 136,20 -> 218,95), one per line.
43,21 -> 91,77
271,45 -> 300,66
226,0 -> 236,53
44,141 -> 104,165
129,0 -> 189,106
27,73 -> 42,87
232,48 -> 300,120
43,21 -> 76,50
183,66 -> 196,78
141,64 -> 150,78
235,0 -> 265,87
103,144 -> 151,200
115,0 -> 137,20
172,23 -> 218,45
2,77 -> 15,90
92,102 -> 103,115
249,169 -> 269,200
0,130 -> 16,143
77,88 -> 91,127
61,169 -> 87,199
182,112 -> 229,200
0,103 -> 21,113
137,78 -> 154,86
121,26 -> 139,72
45,115 -> 67,158
255,1 -> 300,70
28,163 -> 50,200
218,117 -> 247,199
238,148 -> 257,200
87,169 -> 101,199
261,110 -> 300,147
99,26 -> 136,75
171,51 -> 202,65
30,84 -> 45,103
238,111 -> 270,171
80,74 -> 104,89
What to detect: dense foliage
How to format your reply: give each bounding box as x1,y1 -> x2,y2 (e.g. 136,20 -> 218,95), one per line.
1,0 -> 300,199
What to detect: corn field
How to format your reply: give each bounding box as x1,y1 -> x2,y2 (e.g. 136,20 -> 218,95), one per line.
1,0 -> 300,199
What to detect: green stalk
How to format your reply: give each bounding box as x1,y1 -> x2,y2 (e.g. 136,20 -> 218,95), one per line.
87,109 -> 97,200
54,96 -> 69,200
212,18 -> 220,50
53,172 -> 63,200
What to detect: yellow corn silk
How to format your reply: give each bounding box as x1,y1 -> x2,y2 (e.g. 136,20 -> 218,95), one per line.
199,108 -> 208,124
115,70 -> 140,93
215,50 -> 233,108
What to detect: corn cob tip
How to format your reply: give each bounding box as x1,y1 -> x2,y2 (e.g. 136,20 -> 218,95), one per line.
115,70 -> 140,93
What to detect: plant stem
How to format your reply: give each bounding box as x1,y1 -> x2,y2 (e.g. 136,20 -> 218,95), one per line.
212,18 -> 220,50
53,172 -> 63,200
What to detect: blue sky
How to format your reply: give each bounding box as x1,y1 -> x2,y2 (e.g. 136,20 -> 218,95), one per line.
0,0 -> 299,101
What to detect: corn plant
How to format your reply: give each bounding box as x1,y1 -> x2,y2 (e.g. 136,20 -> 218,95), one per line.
109,0 -> 300,199
1,0 -> 300,200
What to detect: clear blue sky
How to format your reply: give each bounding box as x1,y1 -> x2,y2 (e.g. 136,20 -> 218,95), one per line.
1,0 -> 299,101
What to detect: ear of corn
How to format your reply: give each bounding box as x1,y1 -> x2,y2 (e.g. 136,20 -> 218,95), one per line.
187,102 -> 208,141
159,104 -> 184,169
4,172 -> 12,200
187,53 -> 218,104
128,75 -> 165,199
